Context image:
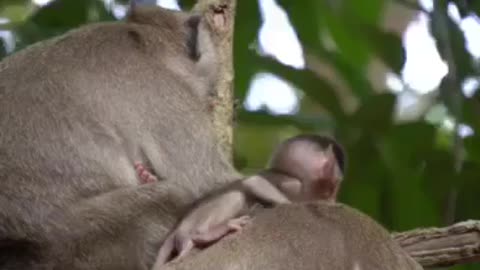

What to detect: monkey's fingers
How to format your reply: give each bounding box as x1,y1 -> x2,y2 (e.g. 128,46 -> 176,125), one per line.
227,215 -> 252,232
134,162 -> 158,184
191,225 -> 231,246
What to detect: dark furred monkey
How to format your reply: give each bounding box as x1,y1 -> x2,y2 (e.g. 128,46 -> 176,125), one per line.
0,2 -> 238,270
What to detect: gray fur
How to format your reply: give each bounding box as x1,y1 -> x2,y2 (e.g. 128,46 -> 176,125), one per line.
163,202 -> 424,270
0,5 -> 237,270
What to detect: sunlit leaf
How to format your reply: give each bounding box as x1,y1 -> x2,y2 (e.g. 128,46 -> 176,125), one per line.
254,55 -> 345,117
430,4 -> 475,81
346,0 -> 384,24
277,0 -> 321,49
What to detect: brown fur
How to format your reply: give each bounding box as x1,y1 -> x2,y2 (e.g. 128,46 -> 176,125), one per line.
0,3 -> 422,270
163,202 -> 423,270
153,135 -> 344,266
0,4 -> 237,270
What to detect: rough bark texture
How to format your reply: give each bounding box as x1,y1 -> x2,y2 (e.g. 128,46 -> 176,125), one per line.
194,0 -> 236,161
394,220 -> 480,268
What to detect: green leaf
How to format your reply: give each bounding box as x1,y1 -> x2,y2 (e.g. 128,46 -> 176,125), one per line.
361,25 -> 406,74
384,122 -> 436,165
237,110 -> 334,132
456,160 -> 480,220
31,0 -> 114,29
339,135 -> 387,222
314,49 -> 374,101
277,0 -> 322,49
346,0 -> 384,25
254,55 -> 345,118
430,4 -> 475,81
321,10 -> 370,67
234,0 -> 261,100
178,0 -> 195,10
462,91 -> 480,132
0,39 -> 6,59
31,0 -> 89,28
465,0 -> 480,18
378,131 -> 441,229
349,93 -> 396,134
0,3 -> 33,23
464,134 -> 480,163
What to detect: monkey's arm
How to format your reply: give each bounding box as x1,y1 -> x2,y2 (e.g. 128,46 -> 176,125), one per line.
241,175 -> 291,205
153,187 -> 251,266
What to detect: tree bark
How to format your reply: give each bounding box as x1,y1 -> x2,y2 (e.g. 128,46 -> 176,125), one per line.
194,0 -> 236,161
394,220 -> 480,268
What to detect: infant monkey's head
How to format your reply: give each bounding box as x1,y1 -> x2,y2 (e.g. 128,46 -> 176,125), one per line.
268,135 -> 346,202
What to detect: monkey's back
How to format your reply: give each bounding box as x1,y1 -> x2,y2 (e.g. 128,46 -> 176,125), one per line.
164,202 -> 423,270
0,13 -> 230,244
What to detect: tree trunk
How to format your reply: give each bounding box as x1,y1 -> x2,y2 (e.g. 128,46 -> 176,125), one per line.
195,0 -> 236,162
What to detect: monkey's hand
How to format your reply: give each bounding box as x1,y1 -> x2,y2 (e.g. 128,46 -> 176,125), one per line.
191,215 -> 252,245
154,215 -> 251,267
134,162 -> 159,184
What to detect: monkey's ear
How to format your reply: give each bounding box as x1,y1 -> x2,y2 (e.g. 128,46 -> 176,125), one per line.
185,16 -> 202,61
313,145 -> 343,201
321,145 -> 337,181
185,15 -> 217,64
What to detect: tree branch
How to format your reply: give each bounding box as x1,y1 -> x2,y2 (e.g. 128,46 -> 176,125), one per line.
393,220 -> 480,267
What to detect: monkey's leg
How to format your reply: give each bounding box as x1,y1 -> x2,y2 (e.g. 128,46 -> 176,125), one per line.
44,182 -> 195,269
154,233 -> 176,266
192,215 -> 252,246
134,162 -> 158,184
172,235 -> 195,262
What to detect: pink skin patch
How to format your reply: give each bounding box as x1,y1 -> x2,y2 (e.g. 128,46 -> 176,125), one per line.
134,162 -> 158,184
191,215 -> 252,246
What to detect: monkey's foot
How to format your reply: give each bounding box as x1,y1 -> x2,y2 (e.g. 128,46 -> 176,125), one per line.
192,215 -> 252,246
134,162 -> 158,184
226,215 -> 252,231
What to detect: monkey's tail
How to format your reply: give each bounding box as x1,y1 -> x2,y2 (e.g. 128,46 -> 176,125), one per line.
152,234 -> 176,268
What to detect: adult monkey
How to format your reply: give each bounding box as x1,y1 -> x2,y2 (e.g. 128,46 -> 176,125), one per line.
0,2 -> 238,270
161,203 -> 424,270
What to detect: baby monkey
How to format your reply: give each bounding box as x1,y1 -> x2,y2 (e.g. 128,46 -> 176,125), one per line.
153,134 -> 346,266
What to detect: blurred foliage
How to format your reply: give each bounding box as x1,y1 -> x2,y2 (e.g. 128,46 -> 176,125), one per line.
1,0 -> 480,268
